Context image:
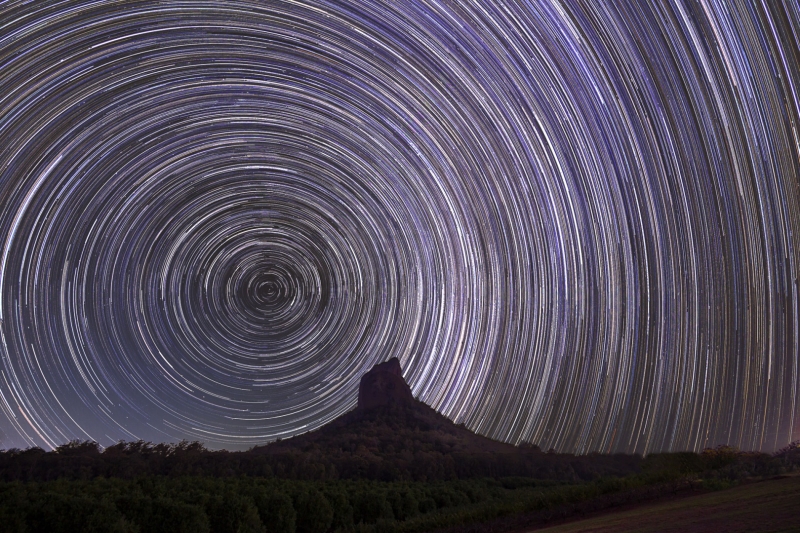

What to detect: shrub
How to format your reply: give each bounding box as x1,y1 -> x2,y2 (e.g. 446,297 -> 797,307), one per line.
417,497 -> 436,514
206,492 -> 264,533
323,487 -> 354,530
353,490 -> 393,524
294,489 -> 333,533
254,489 -> 296,533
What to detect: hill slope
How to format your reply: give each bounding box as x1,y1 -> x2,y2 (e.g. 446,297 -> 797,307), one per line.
251,358 -> 640,481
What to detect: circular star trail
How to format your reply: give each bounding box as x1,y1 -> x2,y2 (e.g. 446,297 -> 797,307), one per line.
1,0 -> 799,453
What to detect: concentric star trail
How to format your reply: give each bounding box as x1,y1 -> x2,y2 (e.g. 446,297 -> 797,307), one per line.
1,0 -> 799,454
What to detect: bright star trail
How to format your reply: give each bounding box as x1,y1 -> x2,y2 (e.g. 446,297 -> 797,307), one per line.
1,0 -> 799,454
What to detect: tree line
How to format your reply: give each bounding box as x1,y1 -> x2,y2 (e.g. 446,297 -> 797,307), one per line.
0,441 -> 797,533
0,438 -> 641,483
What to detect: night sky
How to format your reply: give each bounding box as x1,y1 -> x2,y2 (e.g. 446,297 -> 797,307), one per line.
1,0 -> 799,455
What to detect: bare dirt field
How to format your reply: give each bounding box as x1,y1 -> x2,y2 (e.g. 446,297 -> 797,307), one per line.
530,475 -> 800,533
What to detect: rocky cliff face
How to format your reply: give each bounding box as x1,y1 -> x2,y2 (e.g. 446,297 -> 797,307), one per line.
357,357 -> 414,410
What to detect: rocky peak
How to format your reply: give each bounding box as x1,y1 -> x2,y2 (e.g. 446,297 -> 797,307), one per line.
357,357 -> 414,410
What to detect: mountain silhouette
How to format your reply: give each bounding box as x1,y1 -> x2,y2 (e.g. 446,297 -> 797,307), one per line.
253,359 -> 640,481
264,357 -> 518,455
0,359 -> 642,482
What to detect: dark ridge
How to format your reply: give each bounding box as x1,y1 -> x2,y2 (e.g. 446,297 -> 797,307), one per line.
251,359 -> 640,480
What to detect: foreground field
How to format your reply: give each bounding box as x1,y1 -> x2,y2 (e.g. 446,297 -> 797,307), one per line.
531,474 -> 800,533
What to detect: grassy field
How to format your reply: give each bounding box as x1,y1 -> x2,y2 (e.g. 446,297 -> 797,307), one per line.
530,474 -> 800,533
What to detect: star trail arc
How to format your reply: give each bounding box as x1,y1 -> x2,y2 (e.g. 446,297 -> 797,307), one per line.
0,0 -> 799,454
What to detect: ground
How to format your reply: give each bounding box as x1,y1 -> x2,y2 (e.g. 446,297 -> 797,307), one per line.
530,474 -> 800,533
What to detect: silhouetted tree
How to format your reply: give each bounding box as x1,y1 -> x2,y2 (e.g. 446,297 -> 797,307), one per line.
294,489 -> 333,533
253,488 -> 296,533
